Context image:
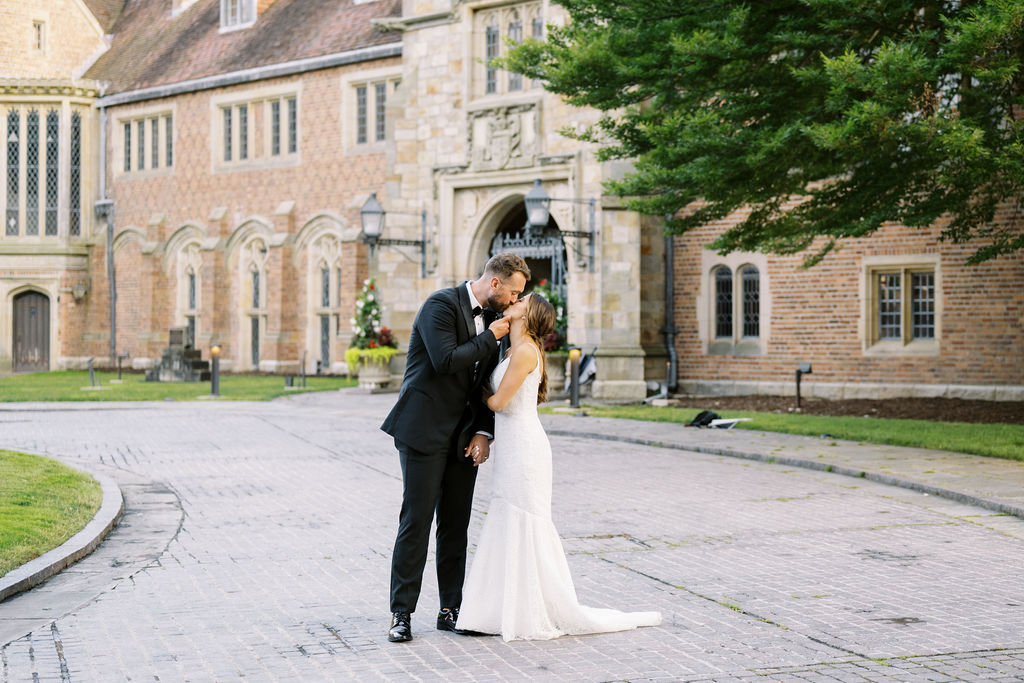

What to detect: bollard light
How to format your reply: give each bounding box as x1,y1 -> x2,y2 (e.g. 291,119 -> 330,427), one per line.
210,344 -> 222,397
795,361 -> 812,410
569,347 -> 582,410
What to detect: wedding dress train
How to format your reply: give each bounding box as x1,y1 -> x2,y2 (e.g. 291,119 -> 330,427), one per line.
457,349 -> 661,641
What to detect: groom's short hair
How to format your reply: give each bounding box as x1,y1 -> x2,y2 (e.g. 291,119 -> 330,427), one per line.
483,252 -> 531,282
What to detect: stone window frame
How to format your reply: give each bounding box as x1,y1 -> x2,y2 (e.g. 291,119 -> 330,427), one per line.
114,103 -> 175,178
241,238 -> 268,371
219,0 -> 256,33
210,85 -> 300,173
700,250 -> 769,356
861,254 -> 941,357
342,67 -> 402,154
176,242 -> 202,342
32,21 -> 46,54
310,235 -> 343,371
470,2 -> 543,102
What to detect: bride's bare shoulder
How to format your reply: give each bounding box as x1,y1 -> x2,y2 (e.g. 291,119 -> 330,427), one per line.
510,342 -> 540,368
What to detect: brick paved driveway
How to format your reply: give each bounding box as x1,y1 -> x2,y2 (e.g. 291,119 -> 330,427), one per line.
1,391 -> 1023,681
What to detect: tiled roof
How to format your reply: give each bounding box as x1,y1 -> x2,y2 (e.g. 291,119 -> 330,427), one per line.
82,0 -> 126,33
86,0 -> 401,95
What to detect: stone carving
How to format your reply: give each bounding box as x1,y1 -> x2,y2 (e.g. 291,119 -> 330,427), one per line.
469,104 -> 537,172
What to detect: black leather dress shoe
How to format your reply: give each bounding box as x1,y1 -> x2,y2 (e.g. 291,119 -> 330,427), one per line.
436,607 -> 460,632
388,612 -> 412,642
437,608 -> 491,636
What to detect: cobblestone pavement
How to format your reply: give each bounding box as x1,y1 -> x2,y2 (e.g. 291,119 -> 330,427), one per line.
1,390 -> 1023,682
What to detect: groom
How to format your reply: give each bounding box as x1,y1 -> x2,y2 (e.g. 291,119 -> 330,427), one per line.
381,252 -> 530,642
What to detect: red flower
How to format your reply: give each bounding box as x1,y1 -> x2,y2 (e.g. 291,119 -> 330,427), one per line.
369,284 -> 375,290
538,278 -> 548,287
369,341 -> 377,348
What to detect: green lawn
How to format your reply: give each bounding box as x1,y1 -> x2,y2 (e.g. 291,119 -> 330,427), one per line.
0,450 -> 103,578
544,404 -> 1024,461
0,371 -> 356,402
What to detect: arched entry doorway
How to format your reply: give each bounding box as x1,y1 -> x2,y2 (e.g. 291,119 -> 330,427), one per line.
13,290 -> 50,373
489,202 -> 567,301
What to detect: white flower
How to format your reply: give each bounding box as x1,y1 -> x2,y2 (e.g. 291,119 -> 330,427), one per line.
367,295 -> 375,302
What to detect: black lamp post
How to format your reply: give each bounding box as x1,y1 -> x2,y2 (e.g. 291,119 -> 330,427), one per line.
522,178 -> 597,271
360,193 -> 429,278
795,362 -> 812,409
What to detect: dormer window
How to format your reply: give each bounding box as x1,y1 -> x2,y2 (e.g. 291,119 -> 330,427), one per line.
220,0 -> 255,32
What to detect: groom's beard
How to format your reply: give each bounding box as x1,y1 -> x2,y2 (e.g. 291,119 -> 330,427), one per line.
485,294 -> 511,313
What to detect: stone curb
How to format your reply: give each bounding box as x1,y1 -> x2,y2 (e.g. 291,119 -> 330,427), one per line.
546,429 -> 1024,520
0,468 -> 124,603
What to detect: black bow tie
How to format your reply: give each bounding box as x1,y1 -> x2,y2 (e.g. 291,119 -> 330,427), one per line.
472,306 -> 484,318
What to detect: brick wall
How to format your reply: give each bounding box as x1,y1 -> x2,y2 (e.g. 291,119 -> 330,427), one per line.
672,208 -> 1024,392
89,60 -> 395,371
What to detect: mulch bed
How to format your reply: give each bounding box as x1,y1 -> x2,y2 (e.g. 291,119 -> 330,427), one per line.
675,395 -> 1024,425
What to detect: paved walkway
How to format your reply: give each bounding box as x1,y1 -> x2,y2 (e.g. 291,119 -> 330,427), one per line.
1,391 -> 1023,681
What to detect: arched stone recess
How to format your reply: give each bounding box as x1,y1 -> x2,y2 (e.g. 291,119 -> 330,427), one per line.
111,227 -> 147,256
291,212 -> 360,268
466,192 -> 526,276
224,216 -> 275,273
161,223 -> 206,275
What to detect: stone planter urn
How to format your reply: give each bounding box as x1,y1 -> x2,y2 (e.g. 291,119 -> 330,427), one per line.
545,351 -> 568,397
345,347 -> 399,391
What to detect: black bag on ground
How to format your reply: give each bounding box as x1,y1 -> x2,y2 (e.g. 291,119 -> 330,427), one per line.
686,410 -> 720,427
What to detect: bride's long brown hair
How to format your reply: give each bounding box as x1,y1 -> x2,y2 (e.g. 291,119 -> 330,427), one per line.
523,293 -> 556,404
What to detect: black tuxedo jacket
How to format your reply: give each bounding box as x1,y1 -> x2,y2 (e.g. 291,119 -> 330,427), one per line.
381,284 -> 499,455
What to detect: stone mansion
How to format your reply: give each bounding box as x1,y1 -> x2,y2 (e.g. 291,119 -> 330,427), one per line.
1,0 -> 1021,401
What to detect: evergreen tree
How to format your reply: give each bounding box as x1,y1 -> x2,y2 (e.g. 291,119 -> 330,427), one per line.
506,0 -> 1024,264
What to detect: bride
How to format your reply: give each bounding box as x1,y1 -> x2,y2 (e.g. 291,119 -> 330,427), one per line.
456,293 -> 661,641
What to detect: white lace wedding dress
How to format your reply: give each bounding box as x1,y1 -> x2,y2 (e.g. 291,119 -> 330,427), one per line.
456,348 -> 661,641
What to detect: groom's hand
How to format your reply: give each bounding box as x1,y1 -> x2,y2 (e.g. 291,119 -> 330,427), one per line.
488,316 -> 511,340
465,434 -> 490,466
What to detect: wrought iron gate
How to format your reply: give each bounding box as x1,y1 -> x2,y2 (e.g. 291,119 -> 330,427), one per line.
13,290 -> 49,373
490,226 -> 567,301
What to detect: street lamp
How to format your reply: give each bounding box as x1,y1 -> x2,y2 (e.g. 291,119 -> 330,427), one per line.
522,178 -> 597,272
359,193 -> 429,278
210,343 -> 221,397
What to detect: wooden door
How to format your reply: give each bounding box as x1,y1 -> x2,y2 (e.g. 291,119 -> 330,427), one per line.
13,291 -> 50,373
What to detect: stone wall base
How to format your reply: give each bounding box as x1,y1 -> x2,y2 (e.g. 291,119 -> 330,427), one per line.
678,379 -> 1024,402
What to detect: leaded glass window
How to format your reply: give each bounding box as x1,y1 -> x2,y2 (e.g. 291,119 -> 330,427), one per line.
715,267 -> 732,338
137,119 -> 145,170
188,271 -> 197,310
6,110 -> 19,236
911,271 -> 935,339
251,269 -> 260,309
877,273 -> 902,340
741,266 -> 760,338
375,83 -> 386,142
123,121 -> 130,172
321,267 -> 330,308
187,316 -> 196,348
251,316 -> 260,367
151,118 -> 159,169
320,315 -> 330,369
507,15 -> 523,91
271,100 -> 281,155
70,112 -> 81,236
356,86 -> 367,144
165,115 -> 173,167
45,110 -> 58,236
238,105 -> 248,160
25,110 -> 39,236
485,22 -> 499,94
287,97 -> 297,153
223,107 -> 232,162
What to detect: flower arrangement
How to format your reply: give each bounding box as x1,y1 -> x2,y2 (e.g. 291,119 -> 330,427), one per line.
346,279 -> 399,369
533,279 -> 568,352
